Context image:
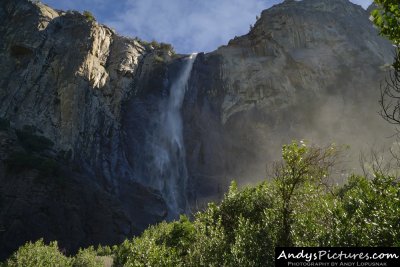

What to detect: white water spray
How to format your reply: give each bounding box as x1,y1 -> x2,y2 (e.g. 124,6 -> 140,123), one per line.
151,53 -> 197,217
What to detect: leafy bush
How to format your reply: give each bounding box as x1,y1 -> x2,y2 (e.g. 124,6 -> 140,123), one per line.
95,245 -> 113,256
159,43 -> 175,54
73,247 -> 104,267
150,40 -> 159,49
83,11 -> 95,22
142,40 -> 176,54
332,174 -> 400,246
6,239 -> 72,267
113,216 -> 194,266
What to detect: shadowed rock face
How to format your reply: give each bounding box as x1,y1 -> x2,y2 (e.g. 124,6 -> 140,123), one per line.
0,0 -> 395,258
0,0 -> 169,258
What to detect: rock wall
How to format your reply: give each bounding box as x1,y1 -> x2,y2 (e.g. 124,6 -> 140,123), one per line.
184,0 -> 395,203
0,0 -> 171,257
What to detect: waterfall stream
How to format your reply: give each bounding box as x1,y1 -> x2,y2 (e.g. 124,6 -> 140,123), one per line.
151,53 -> 197,217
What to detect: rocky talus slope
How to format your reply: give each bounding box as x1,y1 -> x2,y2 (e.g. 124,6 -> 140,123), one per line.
0,0 -> 395,258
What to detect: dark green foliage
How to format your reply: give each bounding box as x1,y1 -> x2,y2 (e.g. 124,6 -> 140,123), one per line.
4,240 -> 106,267
372,1 -> 400,46
141,40 -> 176,54
159,42 -> 174,53
113,216 -> 195,266
273,141 -> 338,246
332,174 -> 400,246
150,40 -> 159,48
6,239 -> 72,267
73,247 -> 104,267
95,245 -> 113,256
0,118 -> 10,131
16,126 -> 54,153
372,0 -> 400,70
372,1 -> 400,124
83,11 -> 95,22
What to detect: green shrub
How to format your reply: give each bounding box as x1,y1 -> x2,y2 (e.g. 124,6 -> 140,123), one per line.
159,42 -> 176,54
83,11 -> 95,22
332,174 -> 400,246
113,216 -> 194,266
145,40 -> 175,54
150,40 -> 162,49
16,126 -> 54,153
73,247 -> 103,267
6,239 -> 72,267
95,245 -> 113,256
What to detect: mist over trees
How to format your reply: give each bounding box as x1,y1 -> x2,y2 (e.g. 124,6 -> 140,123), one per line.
3,141 -> 399,266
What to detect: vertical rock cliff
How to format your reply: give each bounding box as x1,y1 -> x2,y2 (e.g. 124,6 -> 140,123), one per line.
0,0 -> 395,258
184,0 -> 394,203
0,0 -> 172,257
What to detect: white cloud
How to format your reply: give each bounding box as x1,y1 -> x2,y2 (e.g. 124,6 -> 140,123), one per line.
43,0 -> 375,54
107,0 -> 278,53
107,0 -> 374,53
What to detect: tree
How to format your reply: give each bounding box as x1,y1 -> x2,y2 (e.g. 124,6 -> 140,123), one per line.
371,1 -> 400,123
272,141 -> 338,246
379,71 -> 400,124
6,239 -> 72,267
371,1 -> 400,50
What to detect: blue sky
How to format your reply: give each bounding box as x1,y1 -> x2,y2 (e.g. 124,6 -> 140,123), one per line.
41,0 -> 374,54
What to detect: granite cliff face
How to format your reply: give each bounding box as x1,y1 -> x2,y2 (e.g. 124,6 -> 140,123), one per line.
184,0 -> 394,201
0,0 -> 171,258
0,0 -> 395,258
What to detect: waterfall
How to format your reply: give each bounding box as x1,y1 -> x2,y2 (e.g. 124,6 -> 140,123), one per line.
151,53 -> 197,217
